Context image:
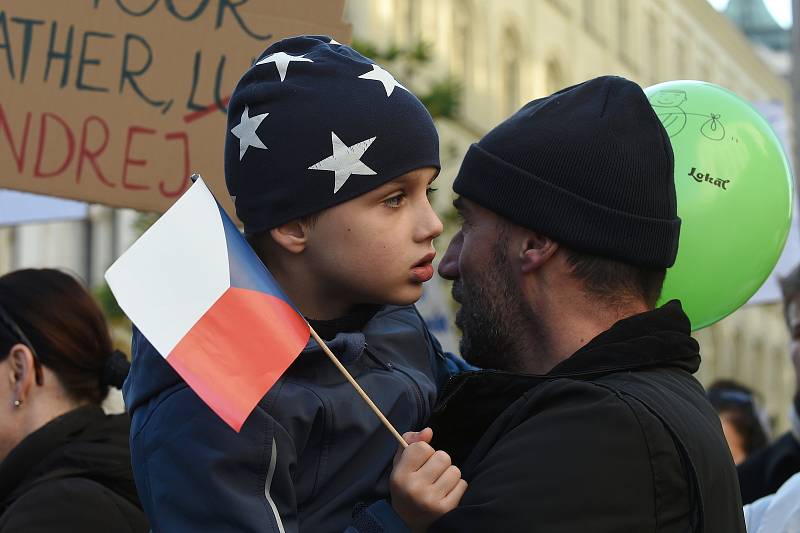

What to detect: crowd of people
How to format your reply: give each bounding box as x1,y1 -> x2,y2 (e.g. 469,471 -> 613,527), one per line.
2,35 -> 800,532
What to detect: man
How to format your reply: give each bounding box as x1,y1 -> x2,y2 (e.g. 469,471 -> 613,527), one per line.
352,76 -> 745,532
738,263 -> 800,504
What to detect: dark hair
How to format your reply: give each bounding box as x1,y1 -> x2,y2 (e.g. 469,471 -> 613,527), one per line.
779,263 -> 800,325
0,269 -> 127,405
707,379 -> 769,456
564,248 -> 667,308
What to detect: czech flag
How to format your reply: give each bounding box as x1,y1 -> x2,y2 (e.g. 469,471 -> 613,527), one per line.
105,177 -> 310,432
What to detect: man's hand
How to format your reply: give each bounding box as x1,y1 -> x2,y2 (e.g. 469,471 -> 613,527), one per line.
389,428 -> 468,533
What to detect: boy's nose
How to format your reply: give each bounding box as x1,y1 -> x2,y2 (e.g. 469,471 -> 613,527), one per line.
438,231 -> 462,280
417,203 -> 444,242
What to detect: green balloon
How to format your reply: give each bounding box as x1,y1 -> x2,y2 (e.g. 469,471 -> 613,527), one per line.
646,80 -> 793,330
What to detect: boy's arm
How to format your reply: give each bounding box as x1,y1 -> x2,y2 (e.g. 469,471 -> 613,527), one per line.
130,382 -> 301,532
346,500 -> 410,533
345,429 -> 465,533
133,388 -> 300,532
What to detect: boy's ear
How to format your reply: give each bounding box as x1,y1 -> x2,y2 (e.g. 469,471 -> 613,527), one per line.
269,221 -> 309,254
519,231 -> 559,274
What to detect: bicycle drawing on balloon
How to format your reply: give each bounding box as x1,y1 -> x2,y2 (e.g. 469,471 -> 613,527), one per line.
648,89 -> 726,141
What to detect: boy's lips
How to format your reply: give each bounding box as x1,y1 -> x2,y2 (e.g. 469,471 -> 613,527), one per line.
410,263 -> 434,283
410,252 -> 436,283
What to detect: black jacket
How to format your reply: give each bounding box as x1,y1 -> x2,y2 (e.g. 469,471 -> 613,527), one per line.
0,405 -> 147,532
423,301 -> 744,532
738,430 -> 800,504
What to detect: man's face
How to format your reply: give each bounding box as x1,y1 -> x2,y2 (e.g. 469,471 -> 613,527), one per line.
438,197 -> 534,371
303,167 -> 443,309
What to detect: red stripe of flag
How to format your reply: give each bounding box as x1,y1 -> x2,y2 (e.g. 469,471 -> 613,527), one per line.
168,286 -> 310,431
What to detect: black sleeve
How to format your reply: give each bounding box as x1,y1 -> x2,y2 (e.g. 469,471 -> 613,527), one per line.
738,432 -> 800,504
430,381 -> 663,533
0,478 -> 147,533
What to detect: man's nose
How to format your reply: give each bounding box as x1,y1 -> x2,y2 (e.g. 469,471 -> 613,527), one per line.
438,231 -> 462,280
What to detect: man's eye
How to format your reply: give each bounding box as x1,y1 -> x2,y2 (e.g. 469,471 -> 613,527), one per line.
384,194 -> 404,208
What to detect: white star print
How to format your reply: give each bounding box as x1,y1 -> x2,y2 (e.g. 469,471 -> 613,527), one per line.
255,52 -> 313,82
309,132 -> 377,194
230,106 -> 269,161
329,38 -> 342,45
358,64 -> 407,97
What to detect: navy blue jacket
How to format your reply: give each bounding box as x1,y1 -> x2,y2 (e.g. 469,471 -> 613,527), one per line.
124,305 -> 467,533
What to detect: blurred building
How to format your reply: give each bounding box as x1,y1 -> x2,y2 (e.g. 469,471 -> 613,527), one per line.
344,0 -> 797,431
725,0 -> 791,75
0,0 -> 796,431
0,206 -> 138,289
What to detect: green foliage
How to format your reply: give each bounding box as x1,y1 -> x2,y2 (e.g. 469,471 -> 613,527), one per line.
134,212 -> 160,235
351,38 -> 460,119
421,77 -> 462,119
93,212 -> 157,320
94,281 -> 125,321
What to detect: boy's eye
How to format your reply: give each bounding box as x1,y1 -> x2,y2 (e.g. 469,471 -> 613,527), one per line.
384,194 -> 405,208
426,187 -> 438,197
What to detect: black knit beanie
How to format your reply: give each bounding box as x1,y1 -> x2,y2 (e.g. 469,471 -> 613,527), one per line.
225,35 -> 440,235
453,76 -> 680,268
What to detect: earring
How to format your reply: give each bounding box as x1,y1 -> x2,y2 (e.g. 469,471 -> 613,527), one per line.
13,399 -> 21,408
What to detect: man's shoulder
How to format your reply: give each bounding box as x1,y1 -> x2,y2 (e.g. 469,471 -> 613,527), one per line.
518,376 -> 649,434
478,374 -> 696,479
436,377 -> 666,531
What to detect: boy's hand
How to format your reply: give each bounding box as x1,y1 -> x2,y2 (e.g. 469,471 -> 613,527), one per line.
389,428 -> 468,533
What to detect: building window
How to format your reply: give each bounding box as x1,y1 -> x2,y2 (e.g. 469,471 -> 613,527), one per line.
395,0 -> 421,43
452,0 -> 473,86
698,52 -> 712,82
546,59 -> 564,95
502,28 -> 521,116
546,0 -> 570,17
648,11 -> 660,81
583,0 -> 599,40
675,39 -> 687,78
408,0 -> 420,41
618,0 -> 629,52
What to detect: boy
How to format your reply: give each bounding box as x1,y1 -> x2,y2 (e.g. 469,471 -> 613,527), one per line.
123,36 -> 467,533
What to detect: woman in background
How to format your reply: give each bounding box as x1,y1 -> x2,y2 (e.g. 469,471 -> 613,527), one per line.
0,268 -> 146,532
708,379 -> 770,465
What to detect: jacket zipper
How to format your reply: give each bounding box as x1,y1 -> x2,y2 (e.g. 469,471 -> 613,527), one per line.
364,344 -> 427,425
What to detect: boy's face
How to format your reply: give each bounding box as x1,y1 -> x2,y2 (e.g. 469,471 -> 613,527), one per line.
303,167 -> 443,308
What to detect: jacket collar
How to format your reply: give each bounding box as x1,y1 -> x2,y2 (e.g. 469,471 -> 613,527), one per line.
0,406 -> 101,502
430,300 -> 700,463
546,300 -> 699,378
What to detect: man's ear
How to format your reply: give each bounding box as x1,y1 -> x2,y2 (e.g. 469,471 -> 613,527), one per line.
519,231 -> 559,273
269,221 -> 309,254
7,344 -> 36,403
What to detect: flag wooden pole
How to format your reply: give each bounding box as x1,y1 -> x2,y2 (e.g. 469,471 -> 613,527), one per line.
308,326 -> 408,449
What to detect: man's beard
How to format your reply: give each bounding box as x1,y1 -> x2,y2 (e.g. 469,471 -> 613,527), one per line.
453,236 -> 544,373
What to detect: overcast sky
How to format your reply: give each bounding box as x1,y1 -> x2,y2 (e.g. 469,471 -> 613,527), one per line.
706,0 -> 792,28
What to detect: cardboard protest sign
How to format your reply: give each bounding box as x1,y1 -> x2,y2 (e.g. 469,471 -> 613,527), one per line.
0,0 -> 350,216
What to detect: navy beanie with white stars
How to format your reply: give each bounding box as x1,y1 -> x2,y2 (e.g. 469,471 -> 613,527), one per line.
224,35 -> 440,235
